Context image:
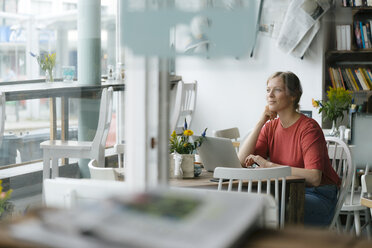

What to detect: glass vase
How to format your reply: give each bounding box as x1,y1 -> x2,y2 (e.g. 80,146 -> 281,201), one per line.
45,69 -> 54,83
329,120 -> 339,137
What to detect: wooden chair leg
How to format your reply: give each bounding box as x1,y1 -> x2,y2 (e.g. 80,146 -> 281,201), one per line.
43,153 -> 50,180
364,209 -> 371,239
345,213 -> 352,233
52,158 -> 59,179
355,211 -> 361,236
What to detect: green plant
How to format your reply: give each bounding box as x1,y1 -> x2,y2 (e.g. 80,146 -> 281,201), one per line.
30,52 -> 56,82
312,87 -> 352,124
0,179 -> 13,215
169,119 -> 207,154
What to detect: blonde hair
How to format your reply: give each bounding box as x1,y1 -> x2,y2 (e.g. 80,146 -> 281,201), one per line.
267,71 -> 303,111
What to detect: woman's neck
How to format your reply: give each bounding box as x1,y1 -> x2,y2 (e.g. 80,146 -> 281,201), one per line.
278,109 -> 301,128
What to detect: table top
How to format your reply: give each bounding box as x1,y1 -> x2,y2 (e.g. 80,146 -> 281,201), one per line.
169,169 -> 305,188
1,81 -> 125,101
361,193 -> 372,209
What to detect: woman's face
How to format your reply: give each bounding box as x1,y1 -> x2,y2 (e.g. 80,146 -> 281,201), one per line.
266,76 -> 294,113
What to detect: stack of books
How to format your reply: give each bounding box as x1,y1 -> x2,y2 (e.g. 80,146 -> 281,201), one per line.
336,24 -> 352,50
328,67 -> 372,91
354,20 -> 372,49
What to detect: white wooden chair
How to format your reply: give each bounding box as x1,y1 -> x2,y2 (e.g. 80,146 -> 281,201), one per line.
213,166 -> 291,228
325,137 -> 363,234
214,127 -> 240,152
40,87 -> 113,180
361,174 -> 372,219
88,159 -> 122,181
170,80 -> 197,134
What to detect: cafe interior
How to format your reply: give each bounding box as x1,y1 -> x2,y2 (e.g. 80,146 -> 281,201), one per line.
1,0 -> 372,247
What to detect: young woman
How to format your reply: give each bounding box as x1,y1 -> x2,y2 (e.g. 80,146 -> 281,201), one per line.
238,71 -> 340,226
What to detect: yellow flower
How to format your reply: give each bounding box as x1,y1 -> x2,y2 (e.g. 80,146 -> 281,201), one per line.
312,98 -> 319,107
171,130 -> 177,139
183,129 -> 194,136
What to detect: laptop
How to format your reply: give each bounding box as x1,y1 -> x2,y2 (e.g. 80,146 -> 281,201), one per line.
196,136 -> 243,172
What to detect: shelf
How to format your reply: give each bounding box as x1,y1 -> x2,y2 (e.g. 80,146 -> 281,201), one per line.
341,6 -> 372,10
325,50 -> 372,63
351,90 -> 372,94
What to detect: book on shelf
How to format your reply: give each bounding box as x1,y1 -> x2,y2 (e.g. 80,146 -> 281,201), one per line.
347,68 -> 360,91
351,68 -> 364,90
336,25 -> 342,50
346,25 -> 352,50
328,67 -> 337,88
366,22 -> 372,47
341,68 -> 355,90
355,68 -> 370,90
362,24 -> 370,48
333,67 -> 344,88
360,68 -> 372,88
354,22 -> 363,49
366,68 -> 372,85
337,67 -> 346,89
360,21 -> 366,49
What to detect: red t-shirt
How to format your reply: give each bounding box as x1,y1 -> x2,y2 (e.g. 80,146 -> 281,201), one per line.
254,114 -> 340,186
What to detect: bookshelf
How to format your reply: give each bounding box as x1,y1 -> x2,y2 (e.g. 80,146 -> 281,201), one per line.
324,6 -> 372,128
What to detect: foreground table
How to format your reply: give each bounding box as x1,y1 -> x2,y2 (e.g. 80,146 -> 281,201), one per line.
1,221 -> 370,248
170,170 -> 305,225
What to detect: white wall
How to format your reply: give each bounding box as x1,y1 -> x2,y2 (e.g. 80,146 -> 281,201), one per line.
176,18 -> 328,138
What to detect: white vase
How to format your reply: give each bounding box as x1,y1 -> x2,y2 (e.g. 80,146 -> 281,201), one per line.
170,153 -> 195,179
329,120 -> 339,137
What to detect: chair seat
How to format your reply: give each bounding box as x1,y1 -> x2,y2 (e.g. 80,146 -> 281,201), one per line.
40,140 -> 93,151
341,204 -> 367,211
341,191 -> 367,211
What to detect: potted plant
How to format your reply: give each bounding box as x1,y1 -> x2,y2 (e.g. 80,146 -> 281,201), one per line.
312,87 -> 352,136
169,119 -> 207,178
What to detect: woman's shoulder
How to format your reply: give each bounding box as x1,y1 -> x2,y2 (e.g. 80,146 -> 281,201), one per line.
298,114 -> 323,133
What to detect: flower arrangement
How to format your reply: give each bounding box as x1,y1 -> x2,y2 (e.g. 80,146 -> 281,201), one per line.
0,179 -> 13,216
312,87 -> 352,126
30,52 -> 56,82
169,119 -> 207,154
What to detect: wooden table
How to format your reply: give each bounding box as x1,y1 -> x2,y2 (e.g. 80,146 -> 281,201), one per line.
361,193 -> 372,209
170,170 -> 305,225
1,81 -> 125,164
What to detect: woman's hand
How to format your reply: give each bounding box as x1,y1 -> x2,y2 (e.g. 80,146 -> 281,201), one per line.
261,105 -> 277,123
243,154 -> 271,168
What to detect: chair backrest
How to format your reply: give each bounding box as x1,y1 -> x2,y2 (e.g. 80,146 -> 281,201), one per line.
92,87 -> 114,165
326,136 -> 355,229
213,166 -> 291,228
214,127 -> 240,141
0,92 -> 5,147
361,174 -> 372,195
88,159 -> 120,181
214,127 -> 240,152
170,80 -> 197,134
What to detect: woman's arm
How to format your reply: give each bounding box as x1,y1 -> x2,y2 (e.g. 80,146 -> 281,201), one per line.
245,155 -> 322,187
238,106 -> 276,166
